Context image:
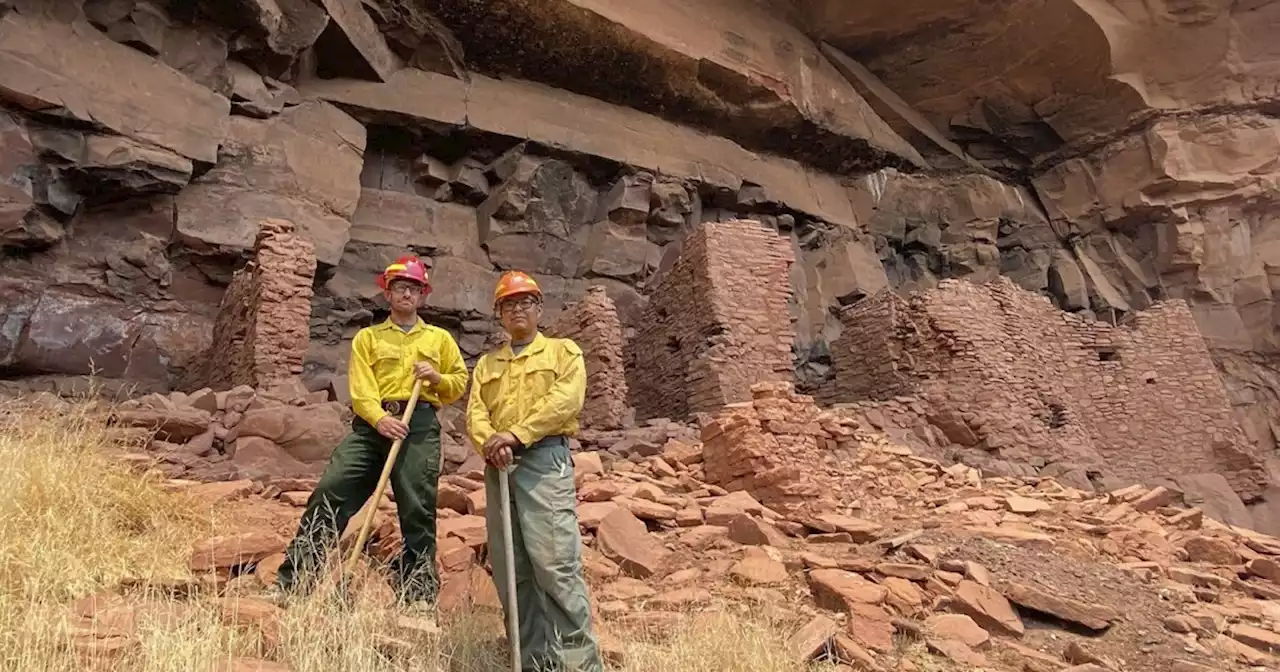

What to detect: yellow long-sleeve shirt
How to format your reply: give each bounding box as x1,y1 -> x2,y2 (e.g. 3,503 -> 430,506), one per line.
466,332 -> 586,451
348,318 -> 469,427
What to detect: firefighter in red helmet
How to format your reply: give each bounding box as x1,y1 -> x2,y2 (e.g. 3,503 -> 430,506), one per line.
272,255 -> 467,616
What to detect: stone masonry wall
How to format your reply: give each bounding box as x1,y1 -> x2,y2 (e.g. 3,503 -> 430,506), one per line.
822,278 -> 1269,501
1065,302 -> 1267,501
819,292 -> 939,403
188,219 -> 316,391
546,285 -> 630,430
628,220 -> 795,421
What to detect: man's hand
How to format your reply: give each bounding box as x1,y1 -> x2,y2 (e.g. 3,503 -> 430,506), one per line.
413,361 -> 442,386
375,416 -> 410,441
482,431 -> 519,469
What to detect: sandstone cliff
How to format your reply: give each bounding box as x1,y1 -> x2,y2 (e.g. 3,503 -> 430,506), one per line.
3,2 -> 1280,520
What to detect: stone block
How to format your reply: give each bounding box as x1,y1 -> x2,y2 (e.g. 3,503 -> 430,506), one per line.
175,101 -> 365,266
0,13 -> 229,163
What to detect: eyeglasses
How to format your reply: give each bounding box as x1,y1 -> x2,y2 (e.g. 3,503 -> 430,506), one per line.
499,297 -> 539,313
387,283 -> 420,296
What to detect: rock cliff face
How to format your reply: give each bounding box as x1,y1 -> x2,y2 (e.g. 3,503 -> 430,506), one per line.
2,2 -> 1280,506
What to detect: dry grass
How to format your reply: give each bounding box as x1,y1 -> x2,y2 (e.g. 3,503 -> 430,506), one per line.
0,397 -> 840,672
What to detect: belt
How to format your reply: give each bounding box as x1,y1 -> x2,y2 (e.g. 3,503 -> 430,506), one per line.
529,435 -> 568,449
381,399 -> 433,415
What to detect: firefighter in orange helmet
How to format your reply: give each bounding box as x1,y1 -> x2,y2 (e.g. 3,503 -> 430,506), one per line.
273,256 -> 468,616
466,270 -> 603,672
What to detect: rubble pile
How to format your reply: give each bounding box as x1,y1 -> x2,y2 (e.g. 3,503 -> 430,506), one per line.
58,382 -> 1280,671
92,381 -> 700,485
105,382 -> 350,483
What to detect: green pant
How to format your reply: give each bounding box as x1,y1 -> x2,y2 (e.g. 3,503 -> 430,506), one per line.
276,404 -> 442,603
486,436 -> 603,672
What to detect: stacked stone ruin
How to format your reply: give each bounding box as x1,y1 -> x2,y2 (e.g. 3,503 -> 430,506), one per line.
701,382 -> 846,516
818,278 -> 1268,503
546,286 -> 630,431
161,213 -> 1273,513
627,220 -> 795,421
186,219 -> 317,392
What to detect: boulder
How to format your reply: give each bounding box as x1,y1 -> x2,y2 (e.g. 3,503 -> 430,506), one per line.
225,61 -> 299,118
477,156 -> 596,275
1176,473 -> 1254,529
579,220 -> 655,280
1048,250 -> 1088,311
808,569 -> 888,611
727,514 -> 788,547
347,188 -> 488,265
951,580 -> 1024,638
704,491 -> 765,526
197,0 -> 328,59
420,256 -> 502,317
29,126 -> 193,196
313,0 -> 402,81
189,532 -> 286,572
925,614 -> 990,650
803,513 -> 882,543
230,436 -> 319,480
111,407 -> 212,442
787,615 -> 839,662
158,23 -> 233,94
175,101 -> 365,266
1000,582 -> 1118,631
84,0 -> 170,56
594,507 -> 668,578
0,111 -> 65,249
0,13 -> 229,163
230,402 -> 348,463
6,290 -> 212,382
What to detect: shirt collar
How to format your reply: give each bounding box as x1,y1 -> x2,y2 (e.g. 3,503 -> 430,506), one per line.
377,316 -> 426,334
494,332 -> 546,361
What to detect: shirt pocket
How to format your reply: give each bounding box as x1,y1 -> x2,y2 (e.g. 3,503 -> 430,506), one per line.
522,354 -> 560,397
371,342 -> 402,367
476,365 -> 506,403
411,341 -> 442,371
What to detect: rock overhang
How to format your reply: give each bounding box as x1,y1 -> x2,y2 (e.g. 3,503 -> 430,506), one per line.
400,0 -> 928,174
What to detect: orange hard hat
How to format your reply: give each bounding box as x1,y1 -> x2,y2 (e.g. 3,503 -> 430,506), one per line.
493,270 -> 542,306
376,255 -> 431,294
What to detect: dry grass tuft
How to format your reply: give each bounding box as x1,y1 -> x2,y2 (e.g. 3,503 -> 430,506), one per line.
615,609 -> 841,672
0,397 -> 838,671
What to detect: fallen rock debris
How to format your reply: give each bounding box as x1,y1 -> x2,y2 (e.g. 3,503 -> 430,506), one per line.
23,382 -> 1277,670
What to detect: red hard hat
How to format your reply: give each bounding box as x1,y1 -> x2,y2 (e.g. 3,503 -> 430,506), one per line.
376,256 -> 432,294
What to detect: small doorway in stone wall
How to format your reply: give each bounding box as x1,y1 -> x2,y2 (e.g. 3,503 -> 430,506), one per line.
1093,346 -> 1120,362
1042,400 -> 1069,429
